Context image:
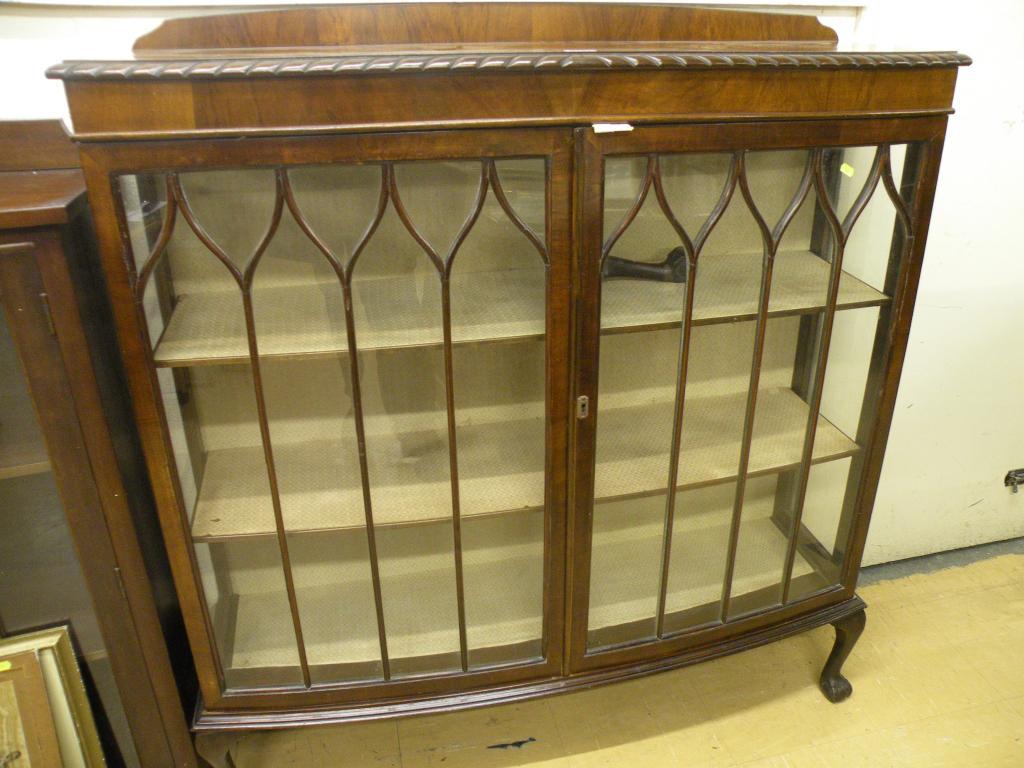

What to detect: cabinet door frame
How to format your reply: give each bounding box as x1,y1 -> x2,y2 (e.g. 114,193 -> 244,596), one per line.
0,232 -> 197,765
569,116 -> 948,673
80,127 -> 574,715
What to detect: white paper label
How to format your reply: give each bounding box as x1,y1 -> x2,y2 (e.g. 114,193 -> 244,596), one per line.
592,123 -> 634,134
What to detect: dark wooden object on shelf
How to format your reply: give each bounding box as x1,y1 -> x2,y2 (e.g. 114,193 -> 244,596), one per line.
47,3 -> 967,735
0,120 -> 198,766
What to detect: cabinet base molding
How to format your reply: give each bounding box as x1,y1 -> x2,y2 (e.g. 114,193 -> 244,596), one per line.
193,595 -> 866,731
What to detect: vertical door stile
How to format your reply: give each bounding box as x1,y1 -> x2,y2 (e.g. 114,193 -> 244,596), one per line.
569,127 -> 601,665
719,152 -> 813,621
281,166 -> 392,680
544,155 -> 555,663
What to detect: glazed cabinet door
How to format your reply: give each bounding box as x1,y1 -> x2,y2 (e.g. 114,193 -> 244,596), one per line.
570,120 -> 944,669
98,129 -> 571,709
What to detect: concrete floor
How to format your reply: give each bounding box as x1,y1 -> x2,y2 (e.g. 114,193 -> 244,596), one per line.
198,543 -> 1024,767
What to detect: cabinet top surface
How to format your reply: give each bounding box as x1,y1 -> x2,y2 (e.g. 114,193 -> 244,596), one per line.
0,170 -> 85,229
0,122 -> 83,228
47,3 -> 970,81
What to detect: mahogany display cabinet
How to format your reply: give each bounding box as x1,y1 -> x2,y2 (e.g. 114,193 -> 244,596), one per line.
48,3 -> 968,729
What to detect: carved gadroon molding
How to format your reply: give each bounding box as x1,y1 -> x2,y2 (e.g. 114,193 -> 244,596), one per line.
47,51 -> 972,81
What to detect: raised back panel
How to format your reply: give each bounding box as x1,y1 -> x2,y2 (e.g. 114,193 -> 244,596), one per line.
0,120 -> 80,172
133,3 -> 838,57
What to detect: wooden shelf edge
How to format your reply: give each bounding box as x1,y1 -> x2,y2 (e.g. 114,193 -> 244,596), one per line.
190,445 -> 857,543
154,332 -> 549,369
189,390 -> 858,542
209,501 -> 830,680
154,298 -> 890,369
152,254 -> 888,369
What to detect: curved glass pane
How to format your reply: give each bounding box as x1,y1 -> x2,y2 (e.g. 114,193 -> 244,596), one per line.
589,142 -> 922,649
0,295 -> 140,764
116,152 -> 550,686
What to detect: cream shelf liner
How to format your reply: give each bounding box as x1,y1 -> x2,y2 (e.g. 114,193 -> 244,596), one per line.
228,517 -> 545,671
191,386 -> 856,540
223,492 -> 811,671
154,250 -> 885,366
588,490 -> 814,634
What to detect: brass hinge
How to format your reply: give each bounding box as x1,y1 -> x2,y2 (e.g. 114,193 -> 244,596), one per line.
38,292 -> 56,336
113,566 -> 129,601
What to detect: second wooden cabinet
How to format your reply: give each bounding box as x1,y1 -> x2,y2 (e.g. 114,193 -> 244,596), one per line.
52,3 -> 966,728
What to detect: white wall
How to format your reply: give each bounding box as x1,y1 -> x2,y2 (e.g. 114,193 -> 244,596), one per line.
851,0 -> 1024,564
0,0 -> 1019,566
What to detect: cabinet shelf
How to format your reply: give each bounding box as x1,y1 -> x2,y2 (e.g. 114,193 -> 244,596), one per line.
190,386 -> 856,540
216,489 -> 820,678
588,488 -> 819,634
155,267 -> 547,367
221,517 -> 545,678
154,250 -> 886,367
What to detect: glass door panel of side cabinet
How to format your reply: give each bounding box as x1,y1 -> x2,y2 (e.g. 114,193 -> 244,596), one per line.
0,299 -> 139,766
588,143 -> 919,649
117,155 -> 549,687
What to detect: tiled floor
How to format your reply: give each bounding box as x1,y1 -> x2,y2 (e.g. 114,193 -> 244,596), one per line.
200,552 -> 1024,767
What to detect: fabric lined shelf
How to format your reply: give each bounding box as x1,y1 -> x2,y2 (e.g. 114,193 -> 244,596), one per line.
587,486 -> 817,635
153,250 -> 886,366
222,513 -> 546,675
217,489 -> 816,675
190,386 -> 856,540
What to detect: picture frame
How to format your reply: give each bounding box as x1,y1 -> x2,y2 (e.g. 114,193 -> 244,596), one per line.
0,627 -> 104,767
0,651 -> 62,767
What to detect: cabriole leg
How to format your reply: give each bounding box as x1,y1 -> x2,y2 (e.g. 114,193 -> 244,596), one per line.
819,608 -> 866,703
